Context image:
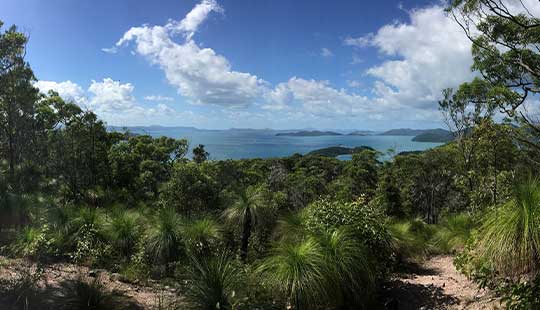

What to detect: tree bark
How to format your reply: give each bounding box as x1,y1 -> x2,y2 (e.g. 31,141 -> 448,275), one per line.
240,207 -> 252,262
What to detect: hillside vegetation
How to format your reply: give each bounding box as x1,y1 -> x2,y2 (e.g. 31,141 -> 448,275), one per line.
2,0 -> 540,308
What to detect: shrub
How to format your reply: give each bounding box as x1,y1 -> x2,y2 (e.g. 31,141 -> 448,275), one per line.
303,197 -> 391,269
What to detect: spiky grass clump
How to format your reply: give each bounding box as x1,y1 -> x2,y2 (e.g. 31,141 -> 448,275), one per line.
186,253 -> 241,310
258,237 -> 328,309
146,208 -> 183,265
388,218 -> 434,260
105,210 -> 140,259
181,218 -> 222,256
317,228 -> 375,306
477,179 -> 540,277
258,227 -> 375,309
431,213 -> 475,254
11,227 -> 47,260
60,273 -> 114,310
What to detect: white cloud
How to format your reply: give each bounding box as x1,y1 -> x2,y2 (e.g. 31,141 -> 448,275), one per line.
320,47 -> 333,57
115,0 -> 264,108
352,5 -> 475,109
101,47 -> 118,54
170,0 -> 223,39
268,77 -> 371,117
34,78 -> 181,125
33,80 -> 87,105
144,95 -> 174,102
88,78 -> 138,113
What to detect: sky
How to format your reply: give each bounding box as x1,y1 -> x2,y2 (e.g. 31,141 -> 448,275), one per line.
3,0 -> 480,130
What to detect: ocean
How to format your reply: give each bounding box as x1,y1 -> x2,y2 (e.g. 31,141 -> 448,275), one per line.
122,127 -> 442,160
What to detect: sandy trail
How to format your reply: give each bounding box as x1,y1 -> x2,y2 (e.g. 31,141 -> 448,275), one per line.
383,255 -> 500,309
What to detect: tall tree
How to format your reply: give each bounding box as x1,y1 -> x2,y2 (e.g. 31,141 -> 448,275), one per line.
0,21 -> 40,190
449,0 -> 540,161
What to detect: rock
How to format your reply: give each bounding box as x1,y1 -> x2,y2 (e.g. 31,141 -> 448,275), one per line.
110,273 -> 121,281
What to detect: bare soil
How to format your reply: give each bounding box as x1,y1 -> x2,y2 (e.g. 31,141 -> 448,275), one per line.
0,256 -> 187,309
382,255 -> 500,309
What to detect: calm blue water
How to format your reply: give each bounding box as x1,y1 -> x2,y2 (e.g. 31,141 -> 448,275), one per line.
127,127 -> 442,160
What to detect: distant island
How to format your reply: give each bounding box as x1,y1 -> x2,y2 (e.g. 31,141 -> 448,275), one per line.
412,129 -> 454,143
378,128 -> 454,143
380,128 -> 430,136
308,146 -> 374,157
276,130 -> 343,137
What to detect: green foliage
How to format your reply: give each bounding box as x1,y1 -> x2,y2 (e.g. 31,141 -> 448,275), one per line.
60,274 -> 116,310
388,219 -> 434,261
11,227 -> 49,260
185,253 -> 242,310
160,162 -> 218,215
146,208 -> 183,266
257,237 -> 329,309
431,213 -> 476,254
258,227 -> 375,309
105,210 -> 140,259
192,144 -> 209,164
181,218 -> 222,256
476,178 -> 540,277
303,197 -> 391,265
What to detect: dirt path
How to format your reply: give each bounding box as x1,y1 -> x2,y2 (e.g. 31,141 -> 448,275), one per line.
383,255 -> 500,309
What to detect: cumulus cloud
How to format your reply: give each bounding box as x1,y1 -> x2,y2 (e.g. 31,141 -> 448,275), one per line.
114,0 -> 264,108
33,80 -> 87,105
267,77 -> 371,117
352,5 -> 475,109
33,78 -> 179,125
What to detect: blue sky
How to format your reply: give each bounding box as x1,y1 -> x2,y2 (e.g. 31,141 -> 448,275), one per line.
2,0 -> 476,130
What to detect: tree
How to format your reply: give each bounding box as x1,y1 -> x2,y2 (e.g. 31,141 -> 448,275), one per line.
0,21 -> 40,190
449,0 -> 540,162
439,78 -> 496,193
222,185 -> 272,262
192,144 -> 209,164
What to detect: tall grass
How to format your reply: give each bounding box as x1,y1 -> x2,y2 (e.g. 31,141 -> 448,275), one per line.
258,237 -> 328,309
258,227 -> 375,309
186,253 -> 241,310
146,208 -> 183,265
431,213 -> 475,253
181,218 -> 222,256
105,210 -> 140,259
477,178 -> 540,277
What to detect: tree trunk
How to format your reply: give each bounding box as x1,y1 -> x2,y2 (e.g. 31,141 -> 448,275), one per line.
240,207 -> 252,262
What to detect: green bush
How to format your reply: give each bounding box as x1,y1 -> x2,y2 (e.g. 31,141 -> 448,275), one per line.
303,197 -> 391,268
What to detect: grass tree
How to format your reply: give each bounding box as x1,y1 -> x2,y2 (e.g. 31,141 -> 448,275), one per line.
257,237 -> 329,309
105,209 -> 140,259
186,253 -> 240,310
223,185 -> 272,262
147,207 -> 183,266
477,178 -> 540,277
181,218 -> 222,257
258,225 -> 376,309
